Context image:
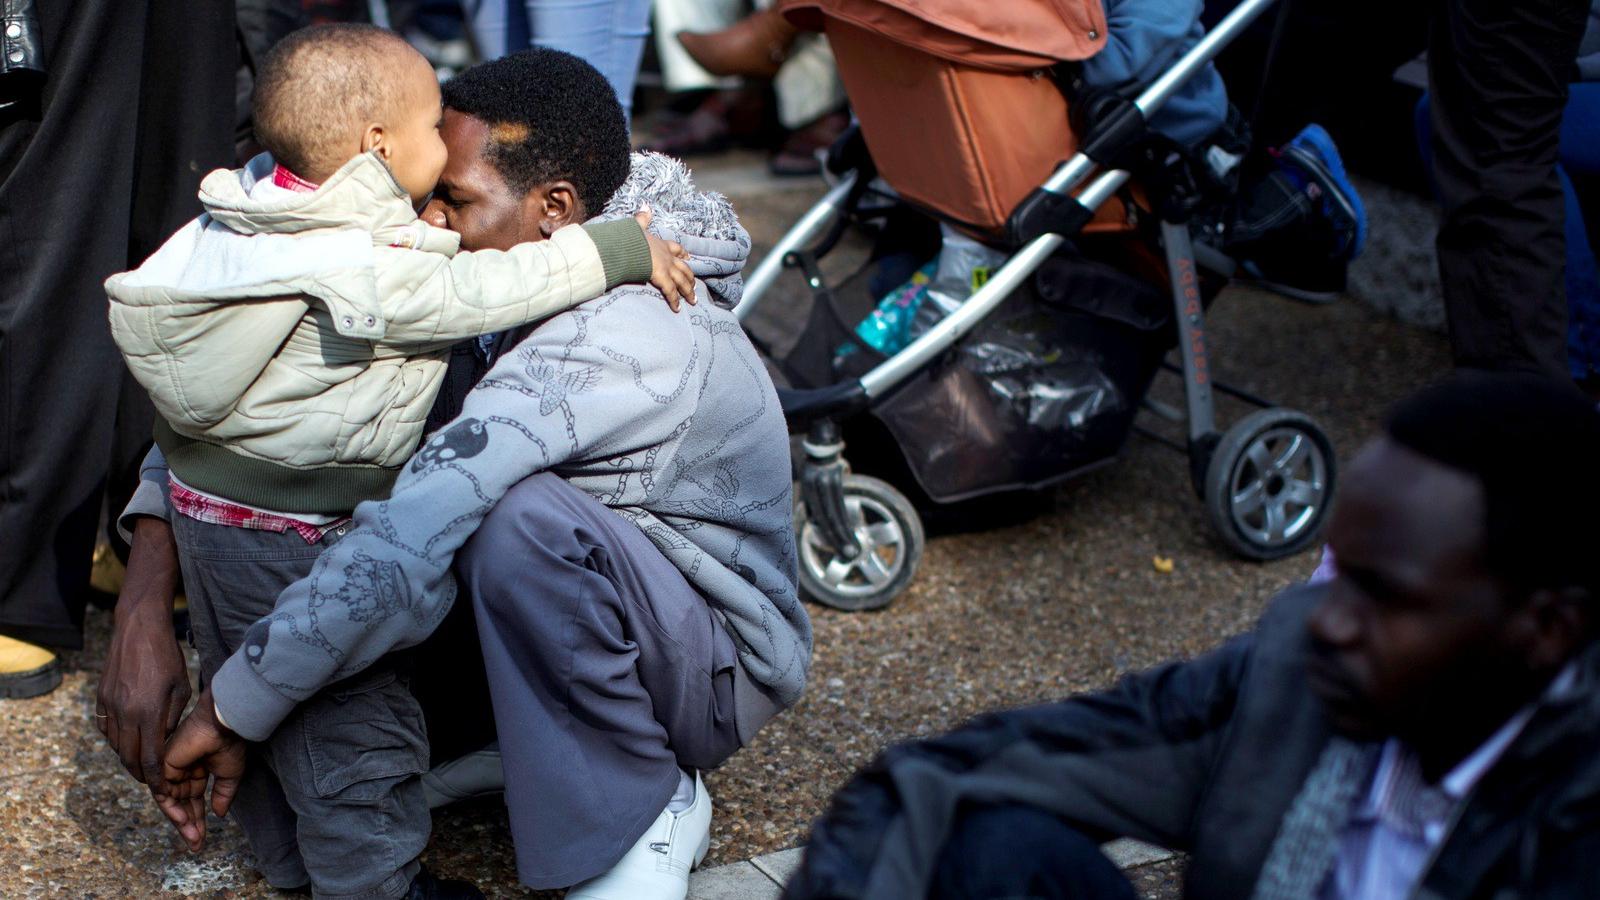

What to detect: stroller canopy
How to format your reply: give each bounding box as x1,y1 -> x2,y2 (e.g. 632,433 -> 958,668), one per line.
780,0 -> 1107,72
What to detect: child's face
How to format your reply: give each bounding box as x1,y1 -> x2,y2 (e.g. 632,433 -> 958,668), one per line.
370,52 -> 448,205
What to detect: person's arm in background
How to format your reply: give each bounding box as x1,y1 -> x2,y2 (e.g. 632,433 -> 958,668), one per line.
95,446 -> 191,788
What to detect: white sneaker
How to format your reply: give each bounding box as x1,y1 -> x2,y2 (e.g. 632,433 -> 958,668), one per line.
565,771 -> 712,900
420,743 -> 504,809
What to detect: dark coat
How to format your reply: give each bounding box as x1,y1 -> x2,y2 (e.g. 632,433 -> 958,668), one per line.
1,0 -> 43,121
786,583 -> 1600,899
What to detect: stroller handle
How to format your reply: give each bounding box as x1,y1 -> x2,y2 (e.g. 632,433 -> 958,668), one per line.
738,175 -> 860,322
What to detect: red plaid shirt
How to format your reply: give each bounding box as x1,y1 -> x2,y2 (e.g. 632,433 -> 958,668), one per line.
170,478 -> 346,544
272,164 -> 320,193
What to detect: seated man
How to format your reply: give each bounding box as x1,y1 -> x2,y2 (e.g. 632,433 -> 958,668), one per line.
103,50 -> 809,900
787,373 -> 1600,899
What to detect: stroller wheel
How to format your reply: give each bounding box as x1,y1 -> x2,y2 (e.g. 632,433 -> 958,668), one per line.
1204,408 -> 1336,561
796,474 -> 924,611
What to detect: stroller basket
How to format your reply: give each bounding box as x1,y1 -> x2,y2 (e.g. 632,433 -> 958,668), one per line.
745,0 -> 1338,611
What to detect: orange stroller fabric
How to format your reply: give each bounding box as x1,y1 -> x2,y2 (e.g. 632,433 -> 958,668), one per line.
780,0 -> 1107,71
779,0 -> 1133,239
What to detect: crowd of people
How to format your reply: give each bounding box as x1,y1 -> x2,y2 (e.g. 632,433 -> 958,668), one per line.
1,0 -> 1599,898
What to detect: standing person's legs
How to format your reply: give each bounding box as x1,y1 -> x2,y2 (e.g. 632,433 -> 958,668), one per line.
1560,82 -> 1600,387
462,0 -> 514,61
456,472 -> 742,889
652,0 -> 743,94
520,0 -> 653,124
1428,0 -> 1589,379
0,0 -> 149,657
0,0 -> 232,665
172,516 -> 432,898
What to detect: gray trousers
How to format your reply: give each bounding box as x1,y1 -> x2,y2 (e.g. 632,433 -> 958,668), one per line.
173,514 -> 430,900
456,472 -> 744,889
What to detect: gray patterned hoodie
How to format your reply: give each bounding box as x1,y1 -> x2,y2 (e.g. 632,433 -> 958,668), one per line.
207,153 -> 810,742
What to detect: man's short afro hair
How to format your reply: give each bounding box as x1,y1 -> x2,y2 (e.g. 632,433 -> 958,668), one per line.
441,49 -> 631,211
1385,371 -> 1600,598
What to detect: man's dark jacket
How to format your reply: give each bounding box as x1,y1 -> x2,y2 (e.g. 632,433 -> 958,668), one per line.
787,584 -> 1600,899
0,0 -> 44,114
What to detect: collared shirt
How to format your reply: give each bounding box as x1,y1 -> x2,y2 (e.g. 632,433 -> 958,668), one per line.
1321,664 -> 1579,900
271,163 -> 319,193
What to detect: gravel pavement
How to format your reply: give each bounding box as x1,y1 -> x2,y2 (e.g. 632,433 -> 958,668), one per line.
0,161 -> 1450,898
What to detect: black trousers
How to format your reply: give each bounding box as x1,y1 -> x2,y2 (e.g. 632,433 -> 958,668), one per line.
1430,0 -> 1589,378
0,0 -> 233,647
929,805 -> 1138,900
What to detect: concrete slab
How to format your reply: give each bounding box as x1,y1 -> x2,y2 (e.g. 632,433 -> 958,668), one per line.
689,860 -> 783,900
1347,175 -> 1445,331
749,846 -> 806,887
718,840 -> 1173,896
1102,838 -> 1179,869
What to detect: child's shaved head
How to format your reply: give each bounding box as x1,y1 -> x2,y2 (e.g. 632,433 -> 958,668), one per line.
253,24 -> 429,182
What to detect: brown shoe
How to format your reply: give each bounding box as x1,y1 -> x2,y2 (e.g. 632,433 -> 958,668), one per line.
769,110 -> 850,178
677,8 -> 798,79
639,89 -> 770,157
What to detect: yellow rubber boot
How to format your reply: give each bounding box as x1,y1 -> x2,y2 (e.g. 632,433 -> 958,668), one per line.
89,542 -> 126,596
0,633 -> 62,699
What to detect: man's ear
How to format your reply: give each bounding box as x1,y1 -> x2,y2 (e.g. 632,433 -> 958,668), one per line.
1519,586 -> 1593,673
531,180 -> 585,237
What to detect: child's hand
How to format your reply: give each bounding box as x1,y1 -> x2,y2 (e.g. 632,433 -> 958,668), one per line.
635,210 -> 697,312
157,688 -> 247,851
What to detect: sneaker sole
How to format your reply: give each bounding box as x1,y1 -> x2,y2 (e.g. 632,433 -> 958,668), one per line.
0,660 -> 62,699
1285,125 -> 1368,254
1241,274 -> 1342,305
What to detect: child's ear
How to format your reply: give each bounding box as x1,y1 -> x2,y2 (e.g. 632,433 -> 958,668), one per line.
534,181 -> 583,237
361,124 -> 388,159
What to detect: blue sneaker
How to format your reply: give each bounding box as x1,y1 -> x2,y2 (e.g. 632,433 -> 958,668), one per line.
1278,124 -> 1368,260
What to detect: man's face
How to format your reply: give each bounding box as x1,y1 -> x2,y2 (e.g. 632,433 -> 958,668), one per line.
1307,438 -> 1529,761
421,109 -> 537,252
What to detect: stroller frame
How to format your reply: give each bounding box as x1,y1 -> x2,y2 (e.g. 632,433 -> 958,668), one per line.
740,0 -> 1336,610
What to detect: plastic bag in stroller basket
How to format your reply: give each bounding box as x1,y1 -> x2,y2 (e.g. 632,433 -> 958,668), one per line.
791,253 -> 1172,503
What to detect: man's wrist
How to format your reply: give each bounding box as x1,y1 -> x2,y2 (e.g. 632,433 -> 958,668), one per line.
117,517 -> 182,614
211,697 -> 232,734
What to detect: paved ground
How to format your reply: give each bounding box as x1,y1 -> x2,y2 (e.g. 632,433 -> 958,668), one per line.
0,157 -> 1450,898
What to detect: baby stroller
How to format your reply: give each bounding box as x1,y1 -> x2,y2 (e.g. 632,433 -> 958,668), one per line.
740,0 -> 1336,611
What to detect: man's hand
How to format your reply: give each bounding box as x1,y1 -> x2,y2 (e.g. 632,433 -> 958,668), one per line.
157,687 -> 246,851
635,209 -> 697,312
96,517 -> 191,788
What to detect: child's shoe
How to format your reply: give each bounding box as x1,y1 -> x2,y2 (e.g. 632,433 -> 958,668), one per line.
1230,124 -> 1368,303
1278,123 -> 1368,260
90,542 -> 126,596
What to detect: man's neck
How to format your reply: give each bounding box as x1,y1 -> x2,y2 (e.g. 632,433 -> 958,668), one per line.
1412,663 -> 1573,783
